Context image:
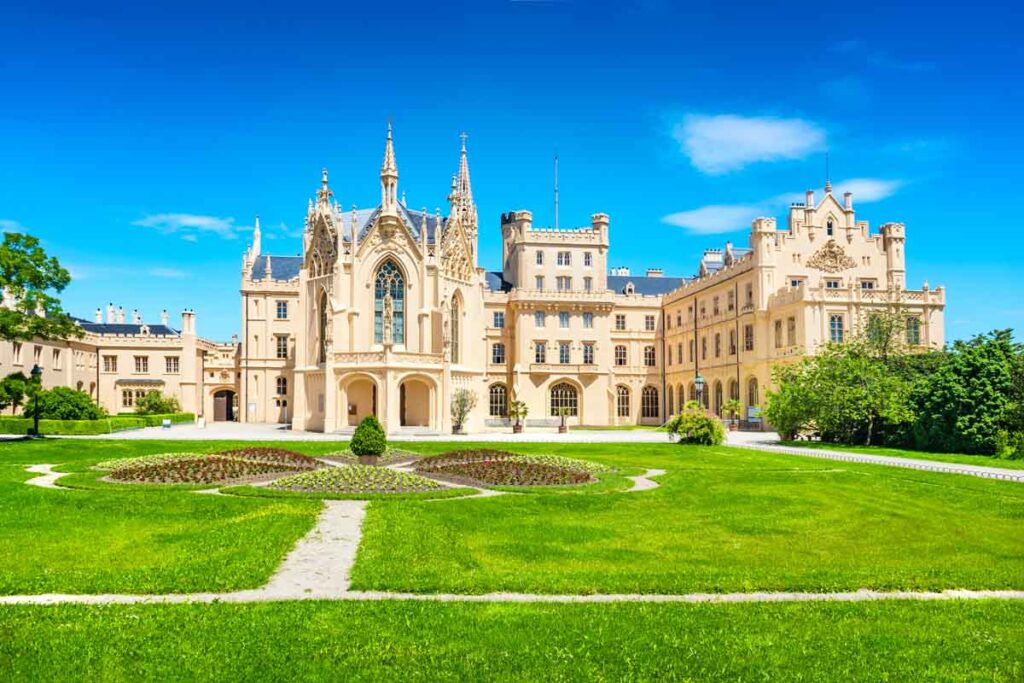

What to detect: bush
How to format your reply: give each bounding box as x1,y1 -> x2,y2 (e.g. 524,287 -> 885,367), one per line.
350,416 -> 386,456
135,391 -> 181,415
666,402 -> 725,446
0,416 -> 147,435
31,387 -> 104,420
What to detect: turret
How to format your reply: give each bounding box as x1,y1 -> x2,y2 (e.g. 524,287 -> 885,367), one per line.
881,222 -> 906,290
380,122 -> 399,211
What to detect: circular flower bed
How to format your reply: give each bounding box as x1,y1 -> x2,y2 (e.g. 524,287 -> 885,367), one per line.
95,452 -> 200,472
322,448 -> 422,466
269,464 -> 443,493
414,449 -> 602,487
212,447 -> 321,469
108,455 -> 310,485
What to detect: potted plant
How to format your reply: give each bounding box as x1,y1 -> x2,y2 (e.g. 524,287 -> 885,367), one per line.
557,406 -> 569,434
509,399 -> 528,434
722,398 -> 742,431
450,388 -> 477,435
350,415 -> 386,465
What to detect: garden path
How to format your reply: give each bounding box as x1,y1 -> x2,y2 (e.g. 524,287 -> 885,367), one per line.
626,468 -> 665,492
727,433 -> 1024,483
24,464 -> 68,489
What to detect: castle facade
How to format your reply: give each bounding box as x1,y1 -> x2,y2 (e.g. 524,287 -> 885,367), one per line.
1,126 -> 945,432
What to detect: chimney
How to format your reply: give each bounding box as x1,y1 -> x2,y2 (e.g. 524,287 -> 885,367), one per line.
181,309 -> 196,335
160,309 -> 169,325
132,309 -> 142,324
844,192 -> 853,210
231,333 -> 239,347
107,303 -> 116,324
646,268 -> 663,277
805,190 -> 814,207
95,308 -> 102,323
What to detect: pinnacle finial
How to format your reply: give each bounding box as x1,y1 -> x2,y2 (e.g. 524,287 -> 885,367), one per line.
459,131 -> 468,152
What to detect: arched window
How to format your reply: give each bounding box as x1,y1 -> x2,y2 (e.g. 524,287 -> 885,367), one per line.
667,386 -> 675,415
616,385 -> 630,417
688,383 -> 697,402
747,377 -> 759,408
678,385 -> 685,411
550,382 -> 578,417
374,260 -> 405,345
450,296 -> 461,363
713,381 -> 723,416
276,377 -> 288,395
317,290 -> 329,363
827,219 -> 834,236
729,378 -> 739,402
488,384 -> 507,417
641,386 -> 659,418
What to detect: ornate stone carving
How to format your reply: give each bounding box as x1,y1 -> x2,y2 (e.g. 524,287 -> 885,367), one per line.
806,239 -> 856,273
439,217 -> 473,282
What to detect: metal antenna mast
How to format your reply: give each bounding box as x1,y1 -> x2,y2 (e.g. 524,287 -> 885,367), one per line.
554,153 -> 559,231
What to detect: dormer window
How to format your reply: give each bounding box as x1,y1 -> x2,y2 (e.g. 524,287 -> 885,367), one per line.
827,220 -> 834,237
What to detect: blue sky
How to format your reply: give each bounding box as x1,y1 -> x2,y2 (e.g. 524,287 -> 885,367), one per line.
1,0 -> 1021,341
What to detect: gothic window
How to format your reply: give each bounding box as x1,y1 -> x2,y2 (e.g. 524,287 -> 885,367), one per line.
747,377 -> 759,408
450,296 -> 461,363
616,385 -> 630,417
827,219 -> 834,236
729,378 -> 740,402
714,381 -> 723,416
641,386 -> 659,418
550,382 -> 578,417
318,290 -> 329,363
668,387 -> 674,415
489,384 -> 508,417
374,260 -> 405,345
906,317 -> 921,345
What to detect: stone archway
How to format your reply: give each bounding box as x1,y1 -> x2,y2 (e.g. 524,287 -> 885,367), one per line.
399,378 -> 432,427
213,389 -> 236,422
343,377 -> 377,427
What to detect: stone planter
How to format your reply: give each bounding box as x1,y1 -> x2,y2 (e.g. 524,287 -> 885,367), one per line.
358,455 -> 379,466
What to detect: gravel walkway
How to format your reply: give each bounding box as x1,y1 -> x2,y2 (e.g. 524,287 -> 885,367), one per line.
626,468 -> 665,492
24,464 -> 67,489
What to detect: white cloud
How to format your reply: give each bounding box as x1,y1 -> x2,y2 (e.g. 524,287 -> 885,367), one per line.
661,205 -> 763,235
662,178 -> 902,235
830,178 -> 902,202
674,114 -> 827,174
132,213 -> 239,240
68,264 -> 189,281
0,219 -> 27,232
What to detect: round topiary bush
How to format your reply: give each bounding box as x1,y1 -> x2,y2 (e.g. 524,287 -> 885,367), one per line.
350,416 -> 386,456
666,402 -> 726,446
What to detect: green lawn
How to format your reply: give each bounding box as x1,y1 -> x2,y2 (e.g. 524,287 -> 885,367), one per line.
1,601 -> 1021,681
0,439 -> 332,594
352,442 -> 1024,594
780,439 -> 1024,470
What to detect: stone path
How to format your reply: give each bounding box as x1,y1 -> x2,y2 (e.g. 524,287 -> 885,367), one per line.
626,468 -> 665,492
24,464 -> 68,489
731,442 -> 1024,483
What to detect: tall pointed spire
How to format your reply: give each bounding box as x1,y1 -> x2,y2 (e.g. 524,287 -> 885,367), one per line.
251,215 -> 261,257
317,167 -> 333,208
380,121 -> 399,210
456,131 -> 473,211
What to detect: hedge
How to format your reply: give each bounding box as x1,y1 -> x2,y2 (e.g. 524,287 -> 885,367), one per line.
0,413 -> 195,435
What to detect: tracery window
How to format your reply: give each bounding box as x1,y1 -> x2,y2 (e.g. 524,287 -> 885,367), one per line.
450,296 -> 461,363
641,386 -> 659,418
318,290 -> 329,363
550,382 -> 578,417
489,384 -> 508,417
616,385 -> 630,417
374,260 -> 405,345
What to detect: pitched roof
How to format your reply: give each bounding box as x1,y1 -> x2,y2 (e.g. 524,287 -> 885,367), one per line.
607,275 -> 688,296
249,255 -> 302,281
76,321 -> 180,336
485,271 -> 513,292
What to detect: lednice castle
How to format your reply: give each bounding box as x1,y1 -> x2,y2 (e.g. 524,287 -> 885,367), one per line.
1,126 -> 946,432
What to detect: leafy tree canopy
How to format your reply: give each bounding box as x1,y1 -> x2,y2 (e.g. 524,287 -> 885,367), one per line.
0,232 -> 80,342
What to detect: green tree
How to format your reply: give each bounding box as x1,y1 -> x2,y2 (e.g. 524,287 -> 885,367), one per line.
135,390 -> 181,415
666,400 -> 725,445
912,330 -> 1018,455
33,386 -> 104,420
450,389 -> 477,432
0,232 -> 80,342
0,372 -> 28,415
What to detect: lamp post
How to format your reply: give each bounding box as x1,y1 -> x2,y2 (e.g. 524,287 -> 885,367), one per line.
694,372 -> 705,411
29,364 -> 42,438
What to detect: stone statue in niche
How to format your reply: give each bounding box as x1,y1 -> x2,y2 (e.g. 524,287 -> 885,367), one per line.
382,291 -> 394,345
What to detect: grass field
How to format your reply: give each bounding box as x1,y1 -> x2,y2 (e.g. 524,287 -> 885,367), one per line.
2,437 -> 1022,680
1,601 -> 1021,681
780,439 -> 1024,470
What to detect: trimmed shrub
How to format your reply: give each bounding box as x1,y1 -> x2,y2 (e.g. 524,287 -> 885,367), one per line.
0,417 -> 147,435
666,402 -> 725,446
31,387 -> 105,420
350,416 -> 386,456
